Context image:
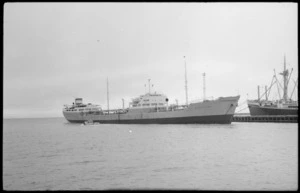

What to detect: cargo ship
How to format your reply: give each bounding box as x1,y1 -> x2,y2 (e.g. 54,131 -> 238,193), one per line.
63,57 -> 240,124
247,56 -> 298,116
63,94 -> 240,124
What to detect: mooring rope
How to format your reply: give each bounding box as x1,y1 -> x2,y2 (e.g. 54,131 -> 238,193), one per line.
236,106 -> 249,113
235,99 -> 249,113
238,99 -> 248,107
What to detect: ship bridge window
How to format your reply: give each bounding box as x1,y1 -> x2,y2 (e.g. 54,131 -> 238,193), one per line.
133,105 -> 137,107
142,104 -> 150,106
151,103 -> 157,106
159,103 -> 164,105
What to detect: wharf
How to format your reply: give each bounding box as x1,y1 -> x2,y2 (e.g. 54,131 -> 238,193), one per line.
232,115 -> 298,123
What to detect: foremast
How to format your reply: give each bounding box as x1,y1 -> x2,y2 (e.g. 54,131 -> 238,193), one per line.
279,55 -> 289,103
184,56 -> 188,106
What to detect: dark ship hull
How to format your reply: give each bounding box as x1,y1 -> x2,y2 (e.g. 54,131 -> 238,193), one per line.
248,103 -> 298,116
67,114 -> 234,124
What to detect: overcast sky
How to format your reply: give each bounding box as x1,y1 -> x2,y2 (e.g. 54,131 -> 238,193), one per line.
4,3 -> 298,118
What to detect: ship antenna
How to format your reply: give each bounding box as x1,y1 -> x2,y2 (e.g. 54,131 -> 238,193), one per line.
184,56 -> 188,106
107,77 -> 109,114
257,85 -> 260,101
203,72 -> 206,100
148,79 -> 151,94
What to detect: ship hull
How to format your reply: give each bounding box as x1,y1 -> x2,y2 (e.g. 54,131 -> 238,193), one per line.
63,96 -> 240,124
66,114 -> 233,124
248,104 -> 298,116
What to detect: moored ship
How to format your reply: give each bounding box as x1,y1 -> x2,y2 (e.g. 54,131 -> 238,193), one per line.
63,56 -> 240,124
63,94 -> 240,124
247,99 -> 298,116
247,56 -> 298,116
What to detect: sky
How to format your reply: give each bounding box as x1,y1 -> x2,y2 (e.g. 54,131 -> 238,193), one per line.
3,2 -> 298,118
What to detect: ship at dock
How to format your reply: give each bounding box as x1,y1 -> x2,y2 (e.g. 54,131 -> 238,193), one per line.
63,57 -> 240,124
247,56 -> 298,116
63,94 -> 240,124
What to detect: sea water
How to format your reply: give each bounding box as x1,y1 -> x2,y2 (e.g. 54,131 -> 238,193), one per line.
3,118 -> 298,190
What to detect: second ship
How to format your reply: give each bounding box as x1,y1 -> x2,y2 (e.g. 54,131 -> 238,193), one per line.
247,56 -> 298,116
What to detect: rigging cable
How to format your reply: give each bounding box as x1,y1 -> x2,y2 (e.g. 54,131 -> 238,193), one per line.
236,106 -> 250,113
290,78 -> 298,100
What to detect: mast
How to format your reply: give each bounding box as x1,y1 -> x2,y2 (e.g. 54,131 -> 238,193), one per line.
265,85 -> 268,101
257,85 -> 260,101
274,69 -> 282,100
184,56 -> 188,106
203,73 -> 206,100
107,77 -> 109,114
280,55 -> 289,102
148,79 -> 151,94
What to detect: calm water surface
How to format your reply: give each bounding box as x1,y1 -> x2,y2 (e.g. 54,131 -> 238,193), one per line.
3,118 -> 298,190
